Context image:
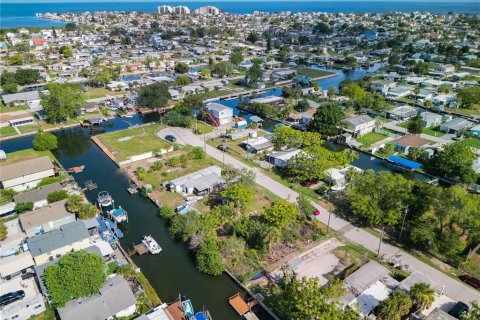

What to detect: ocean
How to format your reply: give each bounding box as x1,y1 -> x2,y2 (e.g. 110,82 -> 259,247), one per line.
1,1 -> 479,28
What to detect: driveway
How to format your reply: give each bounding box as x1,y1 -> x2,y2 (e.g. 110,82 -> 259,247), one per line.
157,126 -> 480,303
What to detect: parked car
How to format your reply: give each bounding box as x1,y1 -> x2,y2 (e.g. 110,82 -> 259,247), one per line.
459,274 -> 480,290
218,144 -> 229,152
0,290 -> 25,307
307,209 -> 321,221
448,301 -> 469,318
165,135 -> 176,142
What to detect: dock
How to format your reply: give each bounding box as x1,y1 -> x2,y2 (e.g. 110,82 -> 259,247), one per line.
229,293 -> 259,320
128,243 -> 148,256
83,180 -> 97,190
127,180 -> 139,194
66,165 -> 85,173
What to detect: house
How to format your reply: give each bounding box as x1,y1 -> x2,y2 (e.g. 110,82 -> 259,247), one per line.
386,86 -> 412,98
13,182 -> 62,209
19,199 -> 75,237
468,124 -> 480,137
264,60 -> 282,70
325,166 -> 363,191
26,221 -> 90,265
432,94 -> 455,107
266,149 -> 303,168
243,136 -> 274,153
343,115 -> 375,136
0,219 -> 26,257
341,261 -> 399,317
387,105 -> 417,120
0,251 -> 34,279
206,103 -> 233,125
0,156 -> 55,191
371,80 -> 396,93
57,275 -> 137,320
439,118 -> 473,133
421,112 -> 443,128
2,91 -> 40,106
394,135 -> 429,154
434,64 -> 455,75
168,166 -> 225,196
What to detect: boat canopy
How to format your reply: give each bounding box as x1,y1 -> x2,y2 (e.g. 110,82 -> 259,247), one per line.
388,155 -> 421,171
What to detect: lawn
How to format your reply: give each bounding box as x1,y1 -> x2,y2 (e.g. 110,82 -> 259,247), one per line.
203,89 -> 232,99
17,124 -> 41,134
356,132 -> 388,148
191,120 -> 213,135
0,148 -> 56,165
293,67 -> 336,79
422,125 -> 445,137
0,126 -> 17,137
445,106 -> 480,117
462,137 -> 480,149
97,123 -> 171,162
0,189 -> 15,205
0,105 -> 29,114
82,87 -> 121,100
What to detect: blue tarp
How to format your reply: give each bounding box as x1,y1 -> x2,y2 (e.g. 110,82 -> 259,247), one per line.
388,155 -> 421,170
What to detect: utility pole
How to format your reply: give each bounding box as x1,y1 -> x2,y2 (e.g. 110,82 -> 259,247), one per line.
377,225 -> 385,257
399,205 -> 408,242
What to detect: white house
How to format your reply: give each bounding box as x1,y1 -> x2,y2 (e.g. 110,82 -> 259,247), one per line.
434,64 -> 455,75
0,156 -> 55,191
168,166 -> 225,196
421,112 -> 443,128
266,149 -> 303,168
206,103 -> 233,125
343,115 -> 376,136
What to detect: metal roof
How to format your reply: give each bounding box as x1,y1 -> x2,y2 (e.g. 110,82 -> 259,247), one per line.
13,182 -> 62,204
388,155 -> 422,170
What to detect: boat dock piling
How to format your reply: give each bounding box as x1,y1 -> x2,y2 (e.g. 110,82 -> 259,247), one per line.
83,180 -> 97,190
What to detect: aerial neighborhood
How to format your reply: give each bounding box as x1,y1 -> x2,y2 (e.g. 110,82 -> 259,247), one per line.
0,3 -> 480,320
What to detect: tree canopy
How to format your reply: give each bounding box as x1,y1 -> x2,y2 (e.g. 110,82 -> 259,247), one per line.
245,61 -> 264,86
407,113 -> 423,135
196,235 -> 224,276
41,83 -> 85,123
308,104 -> 344,137
457,86 -> 480,109
43,251 -> 106,307
137,82 -> 171,110
33,131 -> 58,151
174,62 -> 189,74
263,199 -> 300,228
377,290 -> 412,320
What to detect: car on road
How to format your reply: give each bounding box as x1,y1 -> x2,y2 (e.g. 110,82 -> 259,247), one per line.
459,274 -> 480,290
0,290 -> 25,307
218,145 -> 229,152
448,301 -> 469,318
165,135 -> 176,142
307,209 -> 321,221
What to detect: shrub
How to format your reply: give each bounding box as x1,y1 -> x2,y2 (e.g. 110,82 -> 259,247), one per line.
33,132 -> 58,151
66,194 -> 84,212
78,203 -> 97,220
189,147 -> 206,160
47,190 -> 68,203
15,202 -> 34,213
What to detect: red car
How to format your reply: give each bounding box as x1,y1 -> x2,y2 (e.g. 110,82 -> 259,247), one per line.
460,275 -> 480,290
313,209 -> 321,216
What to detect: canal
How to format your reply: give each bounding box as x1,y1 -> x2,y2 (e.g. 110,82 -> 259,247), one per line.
0,64 -> 397,319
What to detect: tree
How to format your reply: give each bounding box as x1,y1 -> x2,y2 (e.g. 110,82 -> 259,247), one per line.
173,75 -> 192,86
344,56 -> 357,69
59,46 -> 73,58
93,67 -> 115,86
0,219 -> 8,239
308,103 -> 344,137
348,170 -> 411,227
295,99 -> 310,112
8,54 -> 23,66
327,86 -> 336,99
221,183 -> 254,212
263,199 -> 300,228
2,82 -> 18,94
212,61 -> 233,77
410,282 -> 435,312
377,290 -> 412,320
428,141 -> 477,183
199,68 -> 211,79
407,113 -> 423,135
47,190 -> 68,203
15,202 -> 33,213
461,301 -> 480,320
174,62 -> 189,74
43,251 -> 106,307
271,125 -> 303,150
65,22 -> 77,31
15,69 -> 40,85
78,203 -> 97,219
278,46 -> 290,63
33,131 -> 58,151
189,147 -> 206,160
414,62 -> 430,75
230,50 -> 244,66
313,22 -> 332,35
266,36 -> 272,52
408,147 -> 425,161
176,94 -> 205,114
457,86 -> 480,109
66,194 -> 84,212
196,235 -> 224,276
246,31 -> 259,43
137,82 -> 171,110
41,83 -> 85,123
245,61 -> 264,86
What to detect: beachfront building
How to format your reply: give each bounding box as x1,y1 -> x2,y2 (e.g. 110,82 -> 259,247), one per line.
0,156 -> 55,191
194,6 -> 220,15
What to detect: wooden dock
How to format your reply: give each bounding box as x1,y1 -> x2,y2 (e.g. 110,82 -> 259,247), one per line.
229,293 -> 259,319
83,180 -> 97,191
128,243 -> 148,256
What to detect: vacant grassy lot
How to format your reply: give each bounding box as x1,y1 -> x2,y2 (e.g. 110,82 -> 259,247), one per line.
462,137 -> 480,149
356,132 -> 387,147
0,126 -> 17,137
82,87 -> 120,100
294,67 -> 336,79
191,121 -> 213,134
98,124 -> 171,162
0,148 -> 56,165
18,124 -> 41,134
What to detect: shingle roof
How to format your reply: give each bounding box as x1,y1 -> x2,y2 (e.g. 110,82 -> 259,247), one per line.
57,275 -> 136,320
0,156 -> 53,182
19,199 -> 72,230
344,115 -> 374,127
27,221 -> 89,258
13,182 -> 62,204
2,90 -> 40,104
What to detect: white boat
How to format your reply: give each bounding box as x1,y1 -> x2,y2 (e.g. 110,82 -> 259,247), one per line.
142,235 -> 162,254
97,191 -> 114,207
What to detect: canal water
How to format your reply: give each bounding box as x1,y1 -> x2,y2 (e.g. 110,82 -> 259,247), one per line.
0,64 -> 394,319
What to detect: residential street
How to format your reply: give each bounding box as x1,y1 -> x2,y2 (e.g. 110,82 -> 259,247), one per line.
158,126 -> 480,304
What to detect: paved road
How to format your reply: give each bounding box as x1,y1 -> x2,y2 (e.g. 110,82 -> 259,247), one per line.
158,127 -> 480,303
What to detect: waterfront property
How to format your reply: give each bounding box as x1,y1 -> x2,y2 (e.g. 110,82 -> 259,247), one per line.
167,165 -> 225,196
13,182 -> 62,209
343,115 -> 376,137
206,102 -> 233,125
0,156 -> 55,191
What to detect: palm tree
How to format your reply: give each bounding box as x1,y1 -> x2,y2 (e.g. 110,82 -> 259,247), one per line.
410,282 -> 435,312
377,290 -> 412,320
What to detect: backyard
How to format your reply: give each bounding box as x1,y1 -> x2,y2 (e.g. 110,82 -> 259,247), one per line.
356,132 -> 388,148
461,137 -> 480,149
293,67 -> 336,79
82,87 -> 122,100
97,123 -> 171,162
0,126 -> 17,137
0,148 -> 57,165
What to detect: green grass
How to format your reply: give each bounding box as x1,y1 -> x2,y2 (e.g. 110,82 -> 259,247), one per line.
203,89 -> 232,99
293,67 -> 335,79
191,121 -> 213,135
356,132 -> 388,148
28,303 -> 56,320
136,272 -> 161,306
97,124 -> 171,162
422,125 -> 445,137
445,107 -> 480,117
82,87 -> 121,100
461,137 -> 480,149
0,148 -> 57,165
17,124 -> 41,134
0,105 -> 29,113
0,126 -> 17,137
0,189 -> 15,205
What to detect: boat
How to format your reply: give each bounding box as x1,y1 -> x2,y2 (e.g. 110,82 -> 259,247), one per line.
142,235 -> 162,254
97,191 -> 114,207
108,206 -> 128,223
